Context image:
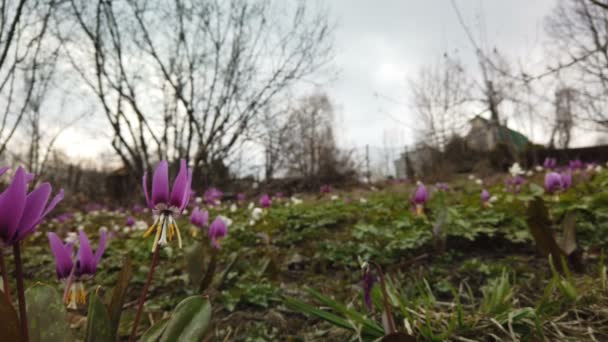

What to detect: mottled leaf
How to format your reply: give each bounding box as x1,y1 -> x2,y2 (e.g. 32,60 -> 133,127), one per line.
85,292 -> 112,342
25,284 -> 74,342
107,256 -> 133,341
159,296 -> 212,342
140,318 -> 169,342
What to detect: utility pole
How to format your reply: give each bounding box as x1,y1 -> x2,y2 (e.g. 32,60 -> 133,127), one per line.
403,145 -> 408,180
365,144 -> 370,183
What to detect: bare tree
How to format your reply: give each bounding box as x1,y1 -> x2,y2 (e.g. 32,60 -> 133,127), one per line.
408,54 -> 471,150
549,87 -> 575,148
282,93 -> 355,183
545,0 -> 608,131
0,0 -> 57,157
57,0 -> 334,184
257,102 -> 292,180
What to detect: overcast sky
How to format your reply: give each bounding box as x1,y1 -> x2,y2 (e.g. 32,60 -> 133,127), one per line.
326,0 -> 557,149
52,0 -> 560,162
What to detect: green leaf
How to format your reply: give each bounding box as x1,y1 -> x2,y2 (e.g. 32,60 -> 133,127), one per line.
159,296 -> 212,342
140,318 -> 169,342
283,295 -> 356,332
0,290 -> 20,341
85,292 -> 112,342
107,256 -> 133,341
25,284 -> 74,342
306,288 -> 384,336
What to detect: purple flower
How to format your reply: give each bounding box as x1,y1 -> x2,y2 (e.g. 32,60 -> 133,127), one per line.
208,216 -> 228,249
505,175 -> 525,193
412,183 -> 428,216
48,232 -> 74,280
143,159 -> 192,212
435,183 -> 450,192
362,267 -> 375,312
320,184 -> 332,194
561,171 -> 572,190
0,167 -> 64,246
132,204 -> 144,214
55,212 -> 74,224
543,157 -> 557,169
237,192 -> 246,202
569,159 -> 584,171
142,160 -> 192,251
481,189 -> 491,205
75,230 -> 107,278
259,194 -> 272,208
48,230 -> 107,308
275,192 -> 284,199
203,187 -> 223,206
544,172 -> 563,194
190,208 -> 209,228
126,216 -> 136,227
413,183 -> 428,205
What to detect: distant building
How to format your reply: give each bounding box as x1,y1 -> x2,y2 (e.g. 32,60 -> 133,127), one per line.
465,116 -> 529,152
393,143 -> 439,178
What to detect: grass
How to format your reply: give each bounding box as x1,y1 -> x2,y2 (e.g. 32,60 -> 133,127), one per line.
6,169 -> 608,340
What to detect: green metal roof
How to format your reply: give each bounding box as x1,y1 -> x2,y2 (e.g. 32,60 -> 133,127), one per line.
497,126 -> 529,151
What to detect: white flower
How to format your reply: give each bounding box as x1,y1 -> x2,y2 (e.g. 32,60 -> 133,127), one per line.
535,166 -> 543,172
249,219 -> 256,226
475,179 -> 483,185
596,165 -> 603,172
468,174 -> 475,180
247,202 -> 254,210
509,162 -> 524,177
525,170 -> 533,177
251,207 -> 263,221
252,182 -> 259,189
489,196 -> 498,203
291,197 -> 303,205
134,220 -> 148,231
65,232 -> 78,244
182,209 -> 189,215
217,215 -> 233,227
359,197 -> 368,204
230,204 -> 237,212
195,197 -> 203,204
330,195 -> 339,201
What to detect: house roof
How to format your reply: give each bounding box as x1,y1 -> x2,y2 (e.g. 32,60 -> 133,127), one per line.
468,115 -> 530,151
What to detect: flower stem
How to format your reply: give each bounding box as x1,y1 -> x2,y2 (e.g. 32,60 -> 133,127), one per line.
0,249 -> 13,302
129,247 -> 160,342
370,262 -> 396,335
13,243 -> 29,342
199,244 -> 217,293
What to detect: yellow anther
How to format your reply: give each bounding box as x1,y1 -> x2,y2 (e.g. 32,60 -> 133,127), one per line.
151,222 -> 162,252
143,224 -> 157,238
168,224 -> 175,241
77,288 -> 87,305
175,224 -> 183,249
